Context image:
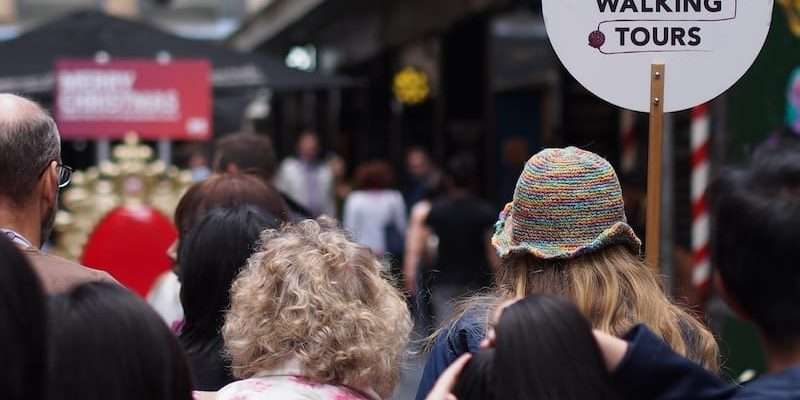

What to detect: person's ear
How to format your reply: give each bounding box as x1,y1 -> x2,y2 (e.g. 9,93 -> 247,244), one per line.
714,270 -> 751,321
167,240 -> 178,264
39,161 -> 58,205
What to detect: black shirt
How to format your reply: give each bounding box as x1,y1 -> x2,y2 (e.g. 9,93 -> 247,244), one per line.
425,195 -> 497,289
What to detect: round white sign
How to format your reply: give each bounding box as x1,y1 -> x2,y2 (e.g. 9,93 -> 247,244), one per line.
542,0 -> 774,112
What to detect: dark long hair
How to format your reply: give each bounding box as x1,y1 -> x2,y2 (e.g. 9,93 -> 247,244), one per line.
0,236 -> 46,400
47,282 -> 193,400
493,295 -> 620,400
179,206 -> 280,346
453,349 -> 495,400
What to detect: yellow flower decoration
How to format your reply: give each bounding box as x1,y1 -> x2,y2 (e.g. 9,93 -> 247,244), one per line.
393,67 -> 430,105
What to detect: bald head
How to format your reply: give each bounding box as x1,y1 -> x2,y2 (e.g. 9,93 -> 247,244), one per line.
0,94 -> 44,119
0,94 -> 61,205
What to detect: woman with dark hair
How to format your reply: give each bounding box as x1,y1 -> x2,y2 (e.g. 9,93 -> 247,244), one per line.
343,160 -> 406,257
178,206 -> 282,391
492,295 -> 620,400
0,236 -> 47,400
148,173 -> 290,329
48,282 -> 193,400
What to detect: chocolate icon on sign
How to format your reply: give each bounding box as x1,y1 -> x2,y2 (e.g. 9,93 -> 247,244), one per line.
588,30 -> 606,48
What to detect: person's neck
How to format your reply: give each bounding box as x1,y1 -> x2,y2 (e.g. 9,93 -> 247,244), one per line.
0,202 -> 41,248
764,336 -> 800,373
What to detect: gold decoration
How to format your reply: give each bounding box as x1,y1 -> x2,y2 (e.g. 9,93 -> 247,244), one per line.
53,133 -> 194,261
393,66 -> 431,105
780,0 -> 800,37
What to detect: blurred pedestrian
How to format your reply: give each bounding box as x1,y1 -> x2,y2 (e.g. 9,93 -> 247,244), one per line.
147,173 -> 289,328
416,147 -> 718,399
177,143 -> 212,183
214,132 -> 312,219
0,236 -> 47,400
404,147 -> 441,210
220,219 -> 412,400
48,282 -> 193,400
178,206 -> 281,391
403,168 -> 444,332
403,169 -> 444,294
276,131 -> 336,218
343,160 -> 406,257
415,154 -> 497,325
0,94 -> 115,293
329,154 -> 352,217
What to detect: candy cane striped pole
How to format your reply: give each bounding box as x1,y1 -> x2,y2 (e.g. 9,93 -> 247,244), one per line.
620,110 -> 637,174
691,104 -> 712,289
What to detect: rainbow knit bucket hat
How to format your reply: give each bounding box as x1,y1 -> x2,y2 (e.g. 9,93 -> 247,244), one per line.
492,147 -> 641,259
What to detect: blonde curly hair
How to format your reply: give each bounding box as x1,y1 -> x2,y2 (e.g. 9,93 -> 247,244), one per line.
223,218 -> 412,398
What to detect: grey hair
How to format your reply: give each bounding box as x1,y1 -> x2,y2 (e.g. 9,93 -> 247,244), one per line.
0,100 -> 61,205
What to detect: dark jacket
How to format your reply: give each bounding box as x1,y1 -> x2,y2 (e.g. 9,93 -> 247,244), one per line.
613,325 -> 800,400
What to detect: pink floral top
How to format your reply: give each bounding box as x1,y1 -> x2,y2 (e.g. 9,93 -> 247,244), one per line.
216,376 -> 375,400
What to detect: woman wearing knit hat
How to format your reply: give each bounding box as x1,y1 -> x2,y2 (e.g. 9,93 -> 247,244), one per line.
415,147 -> 718,400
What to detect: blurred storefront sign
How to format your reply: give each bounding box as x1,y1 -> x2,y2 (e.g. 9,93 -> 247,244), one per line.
55,59 -> 212,140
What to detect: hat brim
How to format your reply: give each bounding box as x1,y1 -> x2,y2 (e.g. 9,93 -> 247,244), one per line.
491,203 -> 643,260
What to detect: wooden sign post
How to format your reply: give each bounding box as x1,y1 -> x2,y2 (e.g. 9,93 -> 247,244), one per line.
646,64 -> 665,270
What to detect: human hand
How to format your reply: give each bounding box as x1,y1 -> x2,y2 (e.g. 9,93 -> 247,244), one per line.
425,353 -> 472,400
593,330 -> 629,372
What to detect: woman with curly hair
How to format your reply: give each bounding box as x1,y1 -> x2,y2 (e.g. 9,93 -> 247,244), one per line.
218,218 -> 412,400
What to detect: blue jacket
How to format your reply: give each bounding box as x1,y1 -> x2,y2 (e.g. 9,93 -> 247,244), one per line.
415,311 -> 486,400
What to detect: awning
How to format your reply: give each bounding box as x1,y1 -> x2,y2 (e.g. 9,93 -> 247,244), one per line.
0,10 -> 353,96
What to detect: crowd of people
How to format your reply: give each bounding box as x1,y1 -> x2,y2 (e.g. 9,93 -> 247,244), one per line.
2,90 -> 800,400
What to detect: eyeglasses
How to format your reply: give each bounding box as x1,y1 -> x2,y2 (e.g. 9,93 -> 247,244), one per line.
40,161 -> 73,189
56,163 -> 73,189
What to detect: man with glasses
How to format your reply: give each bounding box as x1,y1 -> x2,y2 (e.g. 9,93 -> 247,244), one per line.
0,94 -> 115,293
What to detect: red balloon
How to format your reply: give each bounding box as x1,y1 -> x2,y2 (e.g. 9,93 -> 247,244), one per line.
81,205 -> 177,297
